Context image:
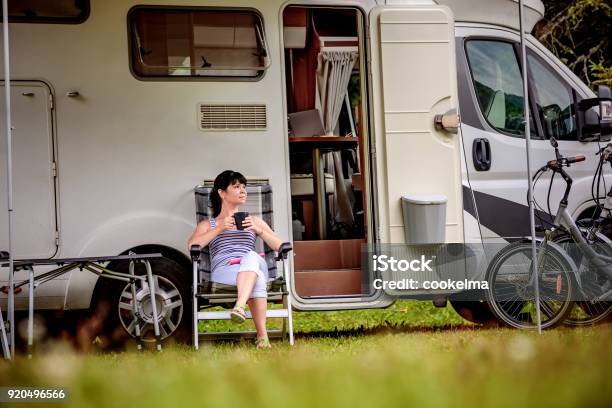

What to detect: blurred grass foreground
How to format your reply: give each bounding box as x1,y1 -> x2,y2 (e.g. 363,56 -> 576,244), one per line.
0,301 -> 610,408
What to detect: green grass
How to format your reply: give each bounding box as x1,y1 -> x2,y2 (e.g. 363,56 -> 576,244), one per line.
203,298 -> 467,334
0,301 -> 610,408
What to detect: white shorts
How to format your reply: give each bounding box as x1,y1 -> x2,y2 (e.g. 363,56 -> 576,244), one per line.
210,250 -> 269,298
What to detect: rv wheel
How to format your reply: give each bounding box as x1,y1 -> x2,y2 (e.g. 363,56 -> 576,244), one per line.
92,257 -> 190,349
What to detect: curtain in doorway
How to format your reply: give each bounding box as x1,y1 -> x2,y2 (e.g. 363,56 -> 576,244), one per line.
315,50 -> 358,135
316,50 -> 358,227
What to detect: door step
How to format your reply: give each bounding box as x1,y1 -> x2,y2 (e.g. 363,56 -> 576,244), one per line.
294,268 -> 363,297
197,309 -> 289,320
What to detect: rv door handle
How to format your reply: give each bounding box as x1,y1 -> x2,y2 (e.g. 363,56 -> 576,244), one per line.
473,138 -> 491,171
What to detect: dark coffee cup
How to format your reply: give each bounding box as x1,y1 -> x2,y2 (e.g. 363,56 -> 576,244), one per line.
233,211 -> 249,230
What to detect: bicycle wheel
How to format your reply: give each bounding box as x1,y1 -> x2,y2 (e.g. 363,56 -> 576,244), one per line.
485,240 -> 575,329
553,233 -> 612,325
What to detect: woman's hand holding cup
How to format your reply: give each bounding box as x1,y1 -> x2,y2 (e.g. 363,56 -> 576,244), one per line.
243,216 -> 263,235
220,216 -> 236,231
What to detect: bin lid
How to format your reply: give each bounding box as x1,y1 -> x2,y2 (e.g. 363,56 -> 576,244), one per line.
401,194 -> 447,205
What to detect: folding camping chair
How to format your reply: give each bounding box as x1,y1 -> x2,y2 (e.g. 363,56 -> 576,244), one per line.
190,180 -> 294,349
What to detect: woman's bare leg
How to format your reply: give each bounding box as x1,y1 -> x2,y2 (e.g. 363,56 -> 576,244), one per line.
235,271 -> 257,309
247,298 -> 268,338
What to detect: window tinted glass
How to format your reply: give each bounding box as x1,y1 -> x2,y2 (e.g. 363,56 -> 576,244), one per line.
1,0 -> 89,24
466,40 -> 536,137
129,7 -> 269,80
528,52 -> 577,140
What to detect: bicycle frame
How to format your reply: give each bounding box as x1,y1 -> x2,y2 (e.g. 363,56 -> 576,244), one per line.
528,143 -> 612,301
529,151 -> 612,311
554,194 -> 612,279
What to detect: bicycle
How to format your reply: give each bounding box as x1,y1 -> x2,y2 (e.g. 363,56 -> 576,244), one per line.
485,137 -> 612,329
552,142 -> 612,325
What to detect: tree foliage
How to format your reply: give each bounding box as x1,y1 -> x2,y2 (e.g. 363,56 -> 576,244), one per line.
534,0 -> 611,88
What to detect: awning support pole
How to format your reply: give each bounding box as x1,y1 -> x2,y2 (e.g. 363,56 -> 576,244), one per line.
519,0 -> 542,333
2,0 -> 16,357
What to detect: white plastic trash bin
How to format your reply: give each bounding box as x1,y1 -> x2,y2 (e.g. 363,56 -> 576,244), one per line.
401,195 -> 447,244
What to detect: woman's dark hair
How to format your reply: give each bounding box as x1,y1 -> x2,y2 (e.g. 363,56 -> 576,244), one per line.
209,170 -> 247,217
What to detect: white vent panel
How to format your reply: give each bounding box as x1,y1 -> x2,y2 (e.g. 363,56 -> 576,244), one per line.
199,104 -> 267,130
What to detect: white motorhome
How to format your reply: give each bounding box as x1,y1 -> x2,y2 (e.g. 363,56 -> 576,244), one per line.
1,0 -> 608,342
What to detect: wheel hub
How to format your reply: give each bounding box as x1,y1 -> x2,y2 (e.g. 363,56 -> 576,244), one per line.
135,287 -> 167,324
118,274 -> 183,341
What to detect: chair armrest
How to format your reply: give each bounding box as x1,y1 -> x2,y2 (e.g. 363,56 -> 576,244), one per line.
0,251 -> 9,261
190,245 -> 202,262
275,242 -> 293,261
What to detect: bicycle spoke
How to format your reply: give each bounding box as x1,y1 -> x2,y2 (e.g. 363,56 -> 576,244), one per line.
540,300 -> 556,319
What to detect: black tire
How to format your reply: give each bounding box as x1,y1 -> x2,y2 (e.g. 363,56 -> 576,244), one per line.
552,232 -> 612,325
90,256 -> 191,349
450,300 -> 499,326
485,241 -> 575,330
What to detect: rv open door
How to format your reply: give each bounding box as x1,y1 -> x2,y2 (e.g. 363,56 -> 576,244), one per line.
368,5 -> 464,246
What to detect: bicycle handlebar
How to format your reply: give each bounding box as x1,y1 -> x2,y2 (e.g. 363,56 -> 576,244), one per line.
546,155 -> 585,170
531,143 -> 590,216
567,155 -> 586,164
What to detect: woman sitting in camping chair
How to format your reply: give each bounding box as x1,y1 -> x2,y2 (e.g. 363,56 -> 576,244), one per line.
187,170 -> 283,349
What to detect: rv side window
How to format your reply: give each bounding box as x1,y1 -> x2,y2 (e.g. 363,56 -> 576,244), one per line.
0,0 -> 90,24
128,7 -> 269,80
527,52 -> 577,141
465,40 -> 537,138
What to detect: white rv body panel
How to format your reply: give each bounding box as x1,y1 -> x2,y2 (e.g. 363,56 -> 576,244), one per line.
436,0 -> 544,32
386,1 -> 544,32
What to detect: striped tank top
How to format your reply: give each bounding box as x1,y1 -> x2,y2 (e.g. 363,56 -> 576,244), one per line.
209,217 -> 257,272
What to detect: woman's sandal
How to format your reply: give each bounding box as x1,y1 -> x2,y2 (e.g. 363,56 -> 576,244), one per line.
230,306 -> 247,324
255,336 -> 271,349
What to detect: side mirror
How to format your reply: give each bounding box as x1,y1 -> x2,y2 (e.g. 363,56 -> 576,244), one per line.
550,136 -> 558,148
600,85 -> 612,133
576,85 -> 612,142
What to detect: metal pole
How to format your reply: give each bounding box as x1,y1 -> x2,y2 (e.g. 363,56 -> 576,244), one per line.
144,261 -> 162,351
1,0 -> 16,356
192,256 -> 199,350
284,256 -> 294,345
27,266 -> 34,357
128,261 -> 144,351
0,303 -> 8,358
519,0 -> 542,333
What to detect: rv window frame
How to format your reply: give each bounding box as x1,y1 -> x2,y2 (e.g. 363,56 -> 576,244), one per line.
127,5 -> 269,82
525,49 -> 580,141
464,37 -> 542,140
2,0 -> 90,24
